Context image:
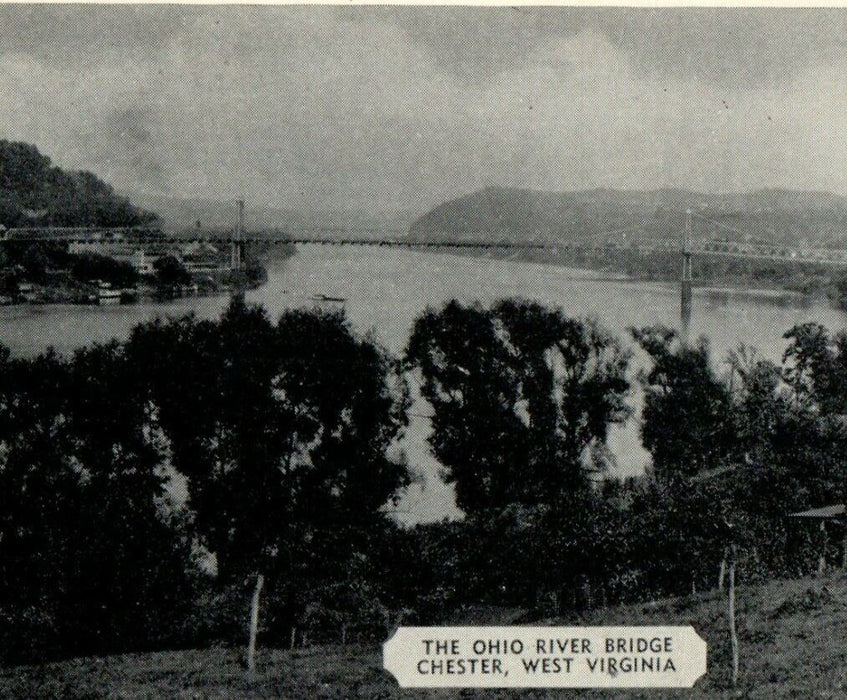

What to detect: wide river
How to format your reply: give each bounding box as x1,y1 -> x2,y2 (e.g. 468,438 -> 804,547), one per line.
2,245 -> 845,522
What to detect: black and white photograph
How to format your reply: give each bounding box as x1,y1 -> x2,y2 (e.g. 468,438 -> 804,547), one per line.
2,4 -> 847,696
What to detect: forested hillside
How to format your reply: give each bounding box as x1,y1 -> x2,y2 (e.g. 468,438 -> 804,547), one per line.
410,186 -> 847,248
0,140 -> 156,228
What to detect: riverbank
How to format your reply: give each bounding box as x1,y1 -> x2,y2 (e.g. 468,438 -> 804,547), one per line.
450,245 -> 828,309
0,278 -> 256,307
0,236 -> 281,308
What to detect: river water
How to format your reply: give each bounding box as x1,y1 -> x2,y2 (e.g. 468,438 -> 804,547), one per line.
1,245 -> 845,522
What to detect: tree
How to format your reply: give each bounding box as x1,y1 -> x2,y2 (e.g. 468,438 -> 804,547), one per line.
782,322 -> 847,414
0,342 -> 196,662
0,348 -> 80,660
633,325 -> 735,481
71,252 -> 139,288
63,342 -> 197,651
244,257 -> 268,286
728,329 -> 847,575
153,254 -> 191,286
624,475 -> 737,599
20,244 -> 50,283
127,298 -> 411,663
407,299 -> 631,515
635,325 -> 847,580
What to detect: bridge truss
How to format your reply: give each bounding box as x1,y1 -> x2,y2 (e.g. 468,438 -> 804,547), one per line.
3,215 -> 846,266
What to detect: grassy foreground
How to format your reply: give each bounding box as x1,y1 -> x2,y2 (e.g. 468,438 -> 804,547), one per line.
3,573 -> 847,698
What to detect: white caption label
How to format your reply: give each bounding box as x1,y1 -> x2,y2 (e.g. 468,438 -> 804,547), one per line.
383,626 -> 707,688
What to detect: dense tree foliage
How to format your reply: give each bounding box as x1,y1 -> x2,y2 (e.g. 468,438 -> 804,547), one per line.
126,298 -> 411,643
0,140 -> 155,227
0,299 -> 411,661
632,322 -> 847,582
2,298 -> 847,666
633,326 -> 735,480
407,299 -> 631,514
0,343 -> 195,662
71,252 -> 139,287
0,241 -> 69,285
152,254 -> 191,286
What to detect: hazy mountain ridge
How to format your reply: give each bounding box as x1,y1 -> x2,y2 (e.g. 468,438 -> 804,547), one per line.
0,140 -> 155,228
410,186 -> 847,248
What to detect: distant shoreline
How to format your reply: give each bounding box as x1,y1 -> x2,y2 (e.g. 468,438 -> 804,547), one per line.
435,245 -> 831,308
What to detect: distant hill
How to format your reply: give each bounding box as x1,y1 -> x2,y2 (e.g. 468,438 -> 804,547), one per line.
410,186 -> 847,248
134,193 -> 417,239
0,140 -> 156,228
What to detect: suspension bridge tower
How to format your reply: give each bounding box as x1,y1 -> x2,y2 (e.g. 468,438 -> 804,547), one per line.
680,209 -> 693,344
231,199 -> 245,274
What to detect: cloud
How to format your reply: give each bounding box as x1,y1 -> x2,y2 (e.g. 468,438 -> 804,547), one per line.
101,106 -> 167,190
0,5 -> 194,68
386,7 -> 847,89
1,7 -> 846,211
595,9 -> 847,91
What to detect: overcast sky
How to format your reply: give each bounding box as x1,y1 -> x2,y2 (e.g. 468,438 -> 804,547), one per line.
2,6 -> 846,214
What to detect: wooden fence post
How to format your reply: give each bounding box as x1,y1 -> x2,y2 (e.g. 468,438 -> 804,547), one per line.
247,572 -> 265,675
728,544 -> 739,688
842,527 -> 847,569
818,521 -> 828,575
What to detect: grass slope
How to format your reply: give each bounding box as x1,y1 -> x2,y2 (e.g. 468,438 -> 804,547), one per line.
3,573 -> 847,698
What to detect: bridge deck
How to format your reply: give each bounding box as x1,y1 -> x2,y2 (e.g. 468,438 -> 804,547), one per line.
3,227 -> 847,265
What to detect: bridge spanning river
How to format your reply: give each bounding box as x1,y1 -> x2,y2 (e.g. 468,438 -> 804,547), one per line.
3,210 -> 847,266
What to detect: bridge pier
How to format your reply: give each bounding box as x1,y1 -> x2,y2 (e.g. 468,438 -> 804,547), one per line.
681,263 -> 692,344
680,210 -> 693,344
230,199 -> 245,273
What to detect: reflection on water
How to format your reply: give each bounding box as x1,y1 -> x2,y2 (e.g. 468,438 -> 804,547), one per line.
702,287 -> 813,309
1,246 -> 845,522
